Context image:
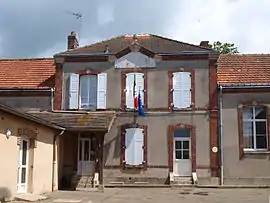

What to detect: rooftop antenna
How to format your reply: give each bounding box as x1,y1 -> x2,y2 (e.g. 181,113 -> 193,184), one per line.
65,10 -> 83,45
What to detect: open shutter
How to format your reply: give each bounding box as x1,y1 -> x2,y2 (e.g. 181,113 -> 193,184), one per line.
135,73 -> 144,105
68,73 -> 79,109
181,72 -> 192,108
133,128 -> 144,165
125,128 -> 135,165
125,73 -> 135,109
172,72 -> 182,108
172,72 -> 191,108
97,73 -> 107,109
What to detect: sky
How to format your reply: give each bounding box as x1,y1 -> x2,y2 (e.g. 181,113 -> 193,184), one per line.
0,0 -> 270,58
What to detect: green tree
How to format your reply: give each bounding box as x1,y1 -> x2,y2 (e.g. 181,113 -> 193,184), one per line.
212,41 -> 239,54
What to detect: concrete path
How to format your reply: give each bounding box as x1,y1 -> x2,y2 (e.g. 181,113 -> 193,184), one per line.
12,188 -> 270,203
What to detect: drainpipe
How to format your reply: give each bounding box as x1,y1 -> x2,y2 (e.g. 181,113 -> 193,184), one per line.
218,85 -> 224,185
52,130 -> 65,191
50,88 -> 54,111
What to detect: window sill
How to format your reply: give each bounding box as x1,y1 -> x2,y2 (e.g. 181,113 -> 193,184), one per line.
244,150 -> 270,155
123,164 -> 146,170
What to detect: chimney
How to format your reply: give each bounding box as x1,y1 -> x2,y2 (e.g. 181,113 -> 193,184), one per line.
199,41 -> 211,48
67,31 -> 79,50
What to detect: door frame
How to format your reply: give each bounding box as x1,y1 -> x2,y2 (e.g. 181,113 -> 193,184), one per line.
77,134 -> 95,176
17,137 -> 30,193
168,124 -> 196,173
173,137 -> 192,176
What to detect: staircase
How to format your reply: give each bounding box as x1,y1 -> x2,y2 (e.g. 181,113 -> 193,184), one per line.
74,176 -> 93,190
171,176 -> 193,186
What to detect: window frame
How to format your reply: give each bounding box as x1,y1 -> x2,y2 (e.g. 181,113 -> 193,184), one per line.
79,74 -> 98,110
121,70 -> 148,111
238,104 -> 270,159
168,69 -> 195,111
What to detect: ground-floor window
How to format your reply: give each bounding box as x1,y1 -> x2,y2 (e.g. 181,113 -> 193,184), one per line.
242,106 -> 268,150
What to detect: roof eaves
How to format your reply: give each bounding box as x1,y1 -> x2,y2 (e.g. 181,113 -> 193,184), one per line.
218,83 -> 270,88
0,103 -> 65,130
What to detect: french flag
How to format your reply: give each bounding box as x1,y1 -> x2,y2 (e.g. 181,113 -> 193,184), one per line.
133,74 -> 145,116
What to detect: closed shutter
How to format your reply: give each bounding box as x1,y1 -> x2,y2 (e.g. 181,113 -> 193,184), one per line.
172,72 -> 191,108
135,73 -> 144,105
133,128 -> 144,165
125,73 -> 135,109
125,128 -> 135,165
68,73 -> 79,109
97,73 -> 107,109
125,128 -> 144,165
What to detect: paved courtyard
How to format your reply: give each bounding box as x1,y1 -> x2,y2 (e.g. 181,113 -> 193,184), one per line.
13,187 -> 270,203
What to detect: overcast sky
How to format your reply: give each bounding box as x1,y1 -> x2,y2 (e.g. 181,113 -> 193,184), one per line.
0,0 -> 269,58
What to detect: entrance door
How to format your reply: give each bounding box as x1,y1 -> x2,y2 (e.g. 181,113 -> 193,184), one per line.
77,137 -> 95,176
17,138 -> 29,193
173,129 -> 191,176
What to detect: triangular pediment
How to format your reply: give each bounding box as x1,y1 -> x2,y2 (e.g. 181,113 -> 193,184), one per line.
115,51 -> 156,68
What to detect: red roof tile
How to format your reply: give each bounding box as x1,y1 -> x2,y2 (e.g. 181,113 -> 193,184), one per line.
0,58 -> 55,88
217,54 -> 270,85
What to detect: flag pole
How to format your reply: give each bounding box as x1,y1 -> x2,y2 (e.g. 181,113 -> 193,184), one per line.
133,73 -> 136,124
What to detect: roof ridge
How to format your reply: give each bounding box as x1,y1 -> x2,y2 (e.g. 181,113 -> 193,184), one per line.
150,34 -> 214,51
0,57 -> 53,61
55,35 -> 125,55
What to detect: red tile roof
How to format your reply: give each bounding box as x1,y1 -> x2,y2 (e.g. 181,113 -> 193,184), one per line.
0,58 -> 55,88
217,54 -> 270,85
57,34 -> 214,55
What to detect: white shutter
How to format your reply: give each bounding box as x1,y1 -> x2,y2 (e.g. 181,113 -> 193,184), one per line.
135,73 -> 144,105
125,73 -> 135,109
125,128 -> 144,166
68,73 -> 79,109
181,72 -> 192,108
97,73 -> 107,109
172,72 -> 191,108
125,128 -> 135,165
133,128 -> 144,165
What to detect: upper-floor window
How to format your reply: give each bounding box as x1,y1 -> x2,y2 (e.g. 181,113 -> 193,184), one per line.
171,72 -> 192,109
242,106 -> 268,150
125,72 -> 144,109
68,73 -> 107,109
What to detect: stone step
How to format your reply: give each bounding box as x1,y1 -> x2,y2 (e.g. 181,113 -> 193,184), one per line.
172,176 -> 193,185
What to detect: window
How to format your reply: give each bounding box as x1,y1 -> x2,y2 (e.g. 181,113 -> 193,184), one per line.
124,128 -> 144,166
68,73 -> 107,109
171,72 -> 192,109
242,106 -> 268,150
125,72 -> 144,109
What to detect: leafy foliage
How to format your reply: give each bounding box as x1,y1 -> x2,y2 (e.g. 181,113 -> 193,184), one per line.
212,41 -> 239,54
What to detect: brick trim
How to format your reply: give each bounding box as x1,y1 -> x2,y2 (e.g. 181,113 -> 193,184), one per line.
162,54 -> 209,61
121,69 -> 148,111
54,62 -> 63,110
167,124 -> 196,173
64,56 -> 108,63
120,123 -> 148,170
17,128 -> 37,148
75,69 -> 101,75
238,103 -> 270,159
209,56 -> 219,177
168,68 -> 195,111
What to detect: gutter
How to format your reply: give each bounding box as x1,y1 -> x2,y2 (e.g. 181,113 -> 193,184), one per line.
0,88 -> 52,92
218,85 -> 224,186
54,50 -> 218,57
52,130 -> 65,191
218,84 -> 270,88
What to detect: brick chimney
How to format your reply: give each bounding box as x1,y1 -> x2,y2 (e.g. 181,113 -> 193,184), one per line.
199,41 -> 211,48
67,31 -> 79,50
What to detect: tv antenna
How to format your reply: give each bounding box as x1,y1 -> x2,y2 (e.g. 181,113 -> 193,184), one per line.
65,10 -> 83,44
